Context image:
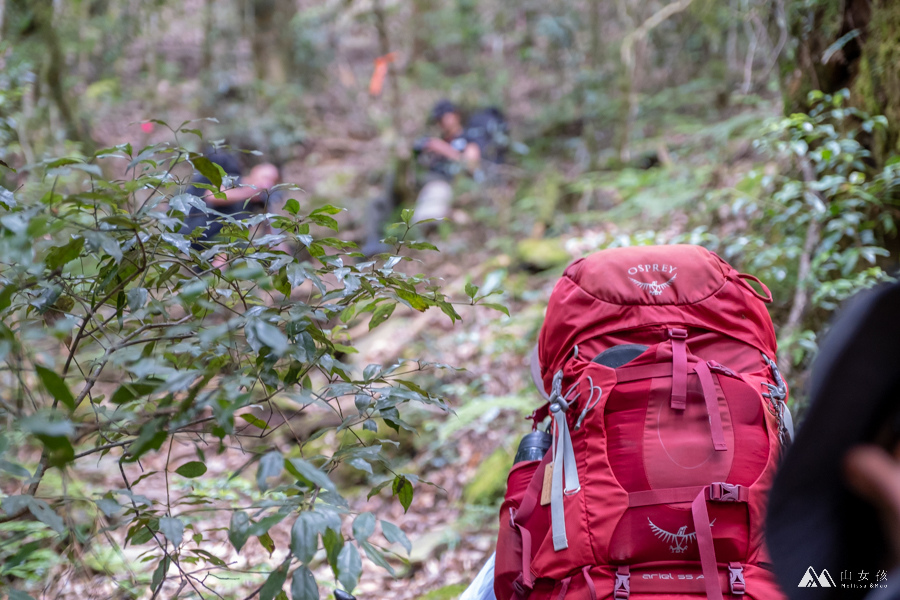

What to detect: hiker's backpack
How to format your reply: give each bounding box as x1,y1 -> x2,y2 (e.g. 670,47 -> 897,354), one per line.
495,245 -> 790,600
465,107 -> 510,164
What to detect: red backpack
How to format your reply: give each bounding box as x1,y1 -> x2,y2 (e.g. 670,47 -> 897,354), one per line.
495,245 -> 790,600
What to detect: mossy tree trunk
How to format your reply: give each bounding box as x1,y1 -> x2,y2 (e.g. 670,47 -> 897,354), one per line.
247,0 -> 298,84
781,0 -> 900,161
410,0 -> 435,63
4,0 -> 92,150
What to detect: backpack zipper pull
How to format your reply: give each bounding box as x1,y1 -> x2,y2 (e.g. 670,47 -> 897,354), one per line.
574,376 -> 602,431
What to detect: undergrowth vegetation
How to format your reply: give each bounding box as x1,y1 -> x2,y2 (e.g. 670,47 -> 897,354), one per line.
0,128 -> 504,598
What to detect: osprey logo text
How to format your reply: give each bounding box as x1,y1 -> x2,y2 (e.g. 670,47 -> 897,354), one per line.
629,272 -> 677,296
798,567 -> 836,587
648,518 -> 715,554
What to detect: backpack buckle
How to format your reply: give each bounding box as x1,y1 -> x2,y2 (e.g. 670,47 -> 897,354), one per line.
707,360 -> 736,377
614,566 -> 630,599
668,328 -> 688,339
513,576 -> 531,598
709,482 -> 742,502
728,562 -> 746,595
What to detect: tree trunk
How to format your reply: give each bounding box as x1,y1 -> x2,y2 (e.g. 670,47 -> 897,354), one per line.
616,0 -> 694,162
780,0 -> 900,162
410,0 -> 434,63
248,0 -> 298,84
19,0 -> 92,149
582,0 -> 603,171
201,0 -> 215,76
373,0 -> 412,206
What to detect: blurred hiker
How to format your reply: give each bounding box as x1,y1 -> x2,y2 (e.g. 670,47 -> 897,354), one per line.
767,281 -> 900,600
362,100 -> 509,256
181,150 -> 284,266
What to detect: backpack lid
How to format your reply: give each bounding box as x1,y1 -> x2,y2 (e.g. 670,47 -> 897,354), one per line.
537,245 -> 778,395
564,244 -> 726,306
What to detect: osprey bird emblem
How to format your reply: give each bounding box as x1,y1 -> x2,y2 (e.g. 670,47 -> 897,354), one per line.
629,273 -> 677,296
648,518 -> 715,554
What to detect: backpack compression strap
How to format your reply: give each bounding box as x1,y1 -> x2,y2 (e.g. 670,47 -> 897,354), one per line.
509,451 -> 553,599
628,483 -> 750,600
615,359 -> 728,452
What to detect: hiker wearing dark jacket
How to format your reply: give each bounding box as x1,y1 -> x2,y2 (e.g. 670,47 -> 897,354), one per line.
181,151 -> 283,266
362,100 -> 504,255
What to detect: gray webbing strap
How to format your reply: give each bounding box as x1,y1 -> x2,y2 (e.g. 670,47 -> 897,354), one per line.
549,370 -> 580,551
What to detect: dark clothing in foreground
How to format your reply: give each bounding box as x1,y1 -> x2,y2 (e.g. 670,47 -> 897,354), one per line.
766,281 -> 900,600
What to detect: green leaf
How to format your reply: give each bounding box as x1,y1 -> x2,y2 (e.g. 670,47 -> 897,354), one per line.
465,282 -> 479,299
380,520 -> 411,555
0,284 -> 17,311
151,556 -> 170,592
45,236 -> 85,270
258,532 -> 276,555
1,495 -> 65,534
291,566 -> 319,600
347,457 -> 373,475
286,458 -> 336,492
250,320 -> 289,357
8,591 -> 36,600
310,204 -> 343,216
0,158 -> 17,173
362,364 -> 382,382
352,512 -> 375,542
239,413 -> 268,431
322,527 -> 344,572
110,379 -> 161,405
260,562 -> 289,600
392,476 -> 414,513
395,289 -> 429,311
481,302 -> 510,316
127,287 -> 148,311
128,523 -> 156,546
95,497 -> 121,517
191,156 -> 224,189
285,198 -> 301,215
257,451 -> 284,492
125,421 -> 167,461
158,516 -> 184,547
290,513 -> 319,564
46,157 -> 83,169
405,241 -> 439,251
0,459 -> 32,479
101,215 -> 138,229
368,302 -> 396,331
437,301 -> 462,323
336,544 -> 362,592
35,365 -> 76,411
309,213 -> 339,231
359,539 -> 395,575
400,208 -> 413,225
229,510 -> 251,552
21,418 -> 75,469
